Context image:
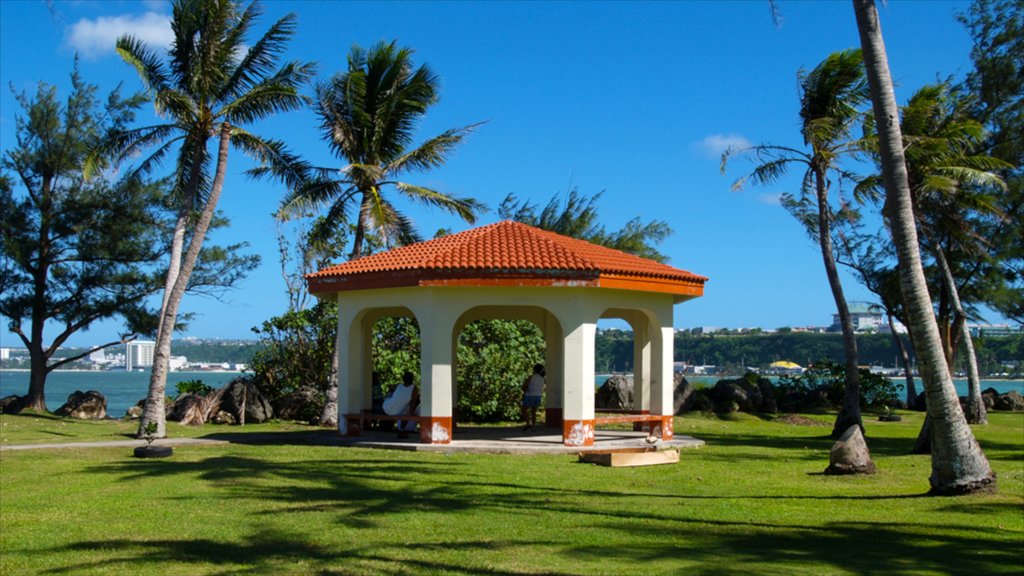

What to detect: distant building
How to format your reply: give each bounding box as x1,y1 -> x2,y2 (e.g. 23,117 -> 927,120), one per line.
168,356 -> 188,371
126,340 -> 156,371
968,323 -> 1022,337
832,302 -> 906,333
0,348 -> 10,361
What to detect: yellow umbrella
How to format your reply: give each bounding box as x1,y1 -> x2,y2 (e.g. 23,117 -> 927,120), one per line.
770,360 -> 802,370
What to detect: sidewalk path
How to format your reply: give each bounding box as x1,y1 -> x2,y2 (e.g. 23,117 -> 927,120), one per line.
1,437 -> 229,451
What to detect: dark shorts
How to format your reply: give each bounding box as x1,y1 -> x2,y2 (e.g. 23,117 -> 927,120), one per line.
522,395 -> 542,408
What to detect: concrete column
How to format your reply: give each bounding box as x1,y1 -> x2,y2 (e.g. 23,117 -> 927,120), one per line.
543,310 -> 564,428
632,317 -> 651,413
336,305 -> 369,435
649,315 -> 676,440
416,301 -> 456,444
560,315 -> 596,447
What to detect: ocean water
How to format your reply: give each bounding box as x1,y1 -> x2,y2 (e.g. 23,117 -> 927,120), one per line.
3,370 -> 1021,418
597,373 -> 1022,399
0,370 -> 242,417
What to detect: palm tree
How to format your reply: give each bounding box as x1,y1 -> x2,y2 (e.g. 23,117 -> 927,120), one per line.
852,0 -> 995,494
722,49 -> 868,438
860,83 -> 1009,424
274,41 -> 484,426
116,0 -> 313,437
278,41 -> 485,259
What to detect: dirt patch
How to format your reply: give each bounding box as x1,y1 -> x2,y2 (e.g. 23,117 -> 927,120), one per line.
775,413 -> 830,427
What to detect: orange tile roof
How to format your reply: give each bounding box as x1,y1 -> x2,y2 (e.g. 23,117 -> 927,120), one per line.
307,221 -> 707,297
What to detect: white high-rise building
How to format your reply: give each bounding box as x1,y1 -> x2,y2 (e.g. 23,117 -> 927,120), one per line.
126,340 -> 156,371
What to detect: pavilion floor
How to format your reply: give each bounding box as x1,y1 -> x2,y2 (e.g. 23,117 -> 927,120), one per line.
315,425 -> 705,455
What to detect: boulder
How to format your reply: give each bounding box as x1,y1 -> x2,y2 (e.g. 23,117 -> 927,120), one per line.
710,377 -> 762,413
218,378 -> 273,424
595,375 -> 633,410
272,386 -> 324,422
825,425 -> 877,475
0,395 -> 28,414
125,403 -> 143,419
211,410 -> 236,425
54,390 -> 107,420
673,373 -> 695,414
170,393 -> 210,425
756,376 -> 778,414
994,390 -> 1024,412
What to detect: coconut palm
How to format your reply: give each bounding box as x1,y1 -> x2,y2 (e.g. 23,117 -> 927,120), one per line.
860,82 -> 1009,424
115,0 -> 313,437
277,41 -> 485,259
722,48 -> 868,438
852,0 -> 995,494
271,41 -> 484,426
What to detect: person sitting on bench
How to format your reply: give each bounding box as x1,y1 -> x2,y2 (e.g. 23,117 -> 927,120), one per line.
382,372 -> 419,437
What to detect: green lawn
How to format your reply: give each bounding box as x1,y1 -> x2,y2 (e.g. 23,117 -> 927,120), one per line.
1,410 -> 1021,575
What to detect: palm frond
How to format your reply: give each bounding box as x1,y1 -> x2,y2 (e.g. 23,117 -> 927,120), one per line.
392,182 -> 485,224
385,122 -> 484,176
232,130 -> 312,192
116,35 -> 170,94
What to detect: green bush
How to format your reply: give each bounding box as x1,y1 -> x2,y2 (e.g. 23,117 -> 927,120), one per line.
775,360 -> 901,409
456,320 -> 544,422
175,379 -> 213,397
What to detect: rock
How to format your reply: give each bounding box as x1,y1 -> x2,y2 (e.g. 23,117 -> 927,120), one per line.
0,395 -> 28,414
911,392 -> 929,412
710,377 -> 762,413
982,395 -> 995,410
756,376 -> 779,414
673,373 -> 694,414
218,378 -> 273,424
211,410 -> 235,425
272,386 -> 324,422
825,425 -> 877,475
994,390 -> 1024,412
54,390 -> 107,419
803,385 -> 835,410
170,393 -> 210,425
595,375 -> 633,410
125,404 -> 143,419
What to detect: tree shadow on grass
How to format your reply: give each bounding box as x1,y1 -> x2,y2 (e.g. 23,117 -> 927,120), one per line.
55,449 -> 1024,575
43,531 -> 577,576
573,520 -> 1024,575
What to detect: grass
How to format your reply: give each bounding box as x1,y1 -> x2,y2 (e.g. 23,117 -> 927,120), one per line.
1,410 -> 1021,575
0,410 -> 313,445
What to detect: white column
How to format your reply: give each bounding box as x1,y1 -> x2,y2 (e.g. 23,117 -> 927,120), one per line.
335,304 -> 368,435
648,306 -> 676,439
561,316 -> 596,446
416,298 -> 456,444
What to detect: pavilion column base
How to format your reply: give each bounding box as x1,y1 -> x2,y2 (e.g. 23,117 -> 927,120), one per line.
544,407 -> 563,428
562,419 -> 595,447
635,415 -> 673,440
419,416 -> 453,444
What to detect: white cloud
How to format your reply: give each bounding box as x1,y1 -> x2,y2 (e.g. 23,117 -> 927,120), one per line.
66,12 -> 172,59
693,133 -> 752,159
757,193 -> 783,206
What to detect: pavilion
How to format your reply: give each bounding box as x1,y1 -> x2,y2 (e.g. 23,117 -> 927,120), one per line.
307,220 -> 706,446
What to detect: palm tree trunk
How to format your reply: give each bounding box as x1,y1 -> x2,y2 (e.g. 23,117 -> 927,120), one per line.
814,169 -> 863,438
853,0 -> 994,494
933,247 -> 986,424
158,139 -> 206,322
139,124 -> 233,438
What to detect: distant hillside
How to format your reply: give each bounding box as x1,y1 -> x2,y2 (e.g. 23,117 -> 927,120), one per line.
169,340 -> 265,364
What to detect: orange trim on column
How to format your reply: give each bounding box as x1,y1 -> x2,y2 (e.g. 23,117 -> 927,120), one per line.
420,416 -> 453,444
661,416 -> 674,440
562,419 -> 595,447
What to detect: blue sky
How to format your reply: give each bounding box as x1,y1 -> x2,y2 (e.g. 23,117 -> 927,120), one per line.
0,0 -> 995,348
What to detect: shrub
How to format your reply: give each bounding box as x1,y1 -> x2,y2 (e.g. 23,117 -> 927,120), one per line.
175,379 -> 213,397
774,360 -> 901,409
